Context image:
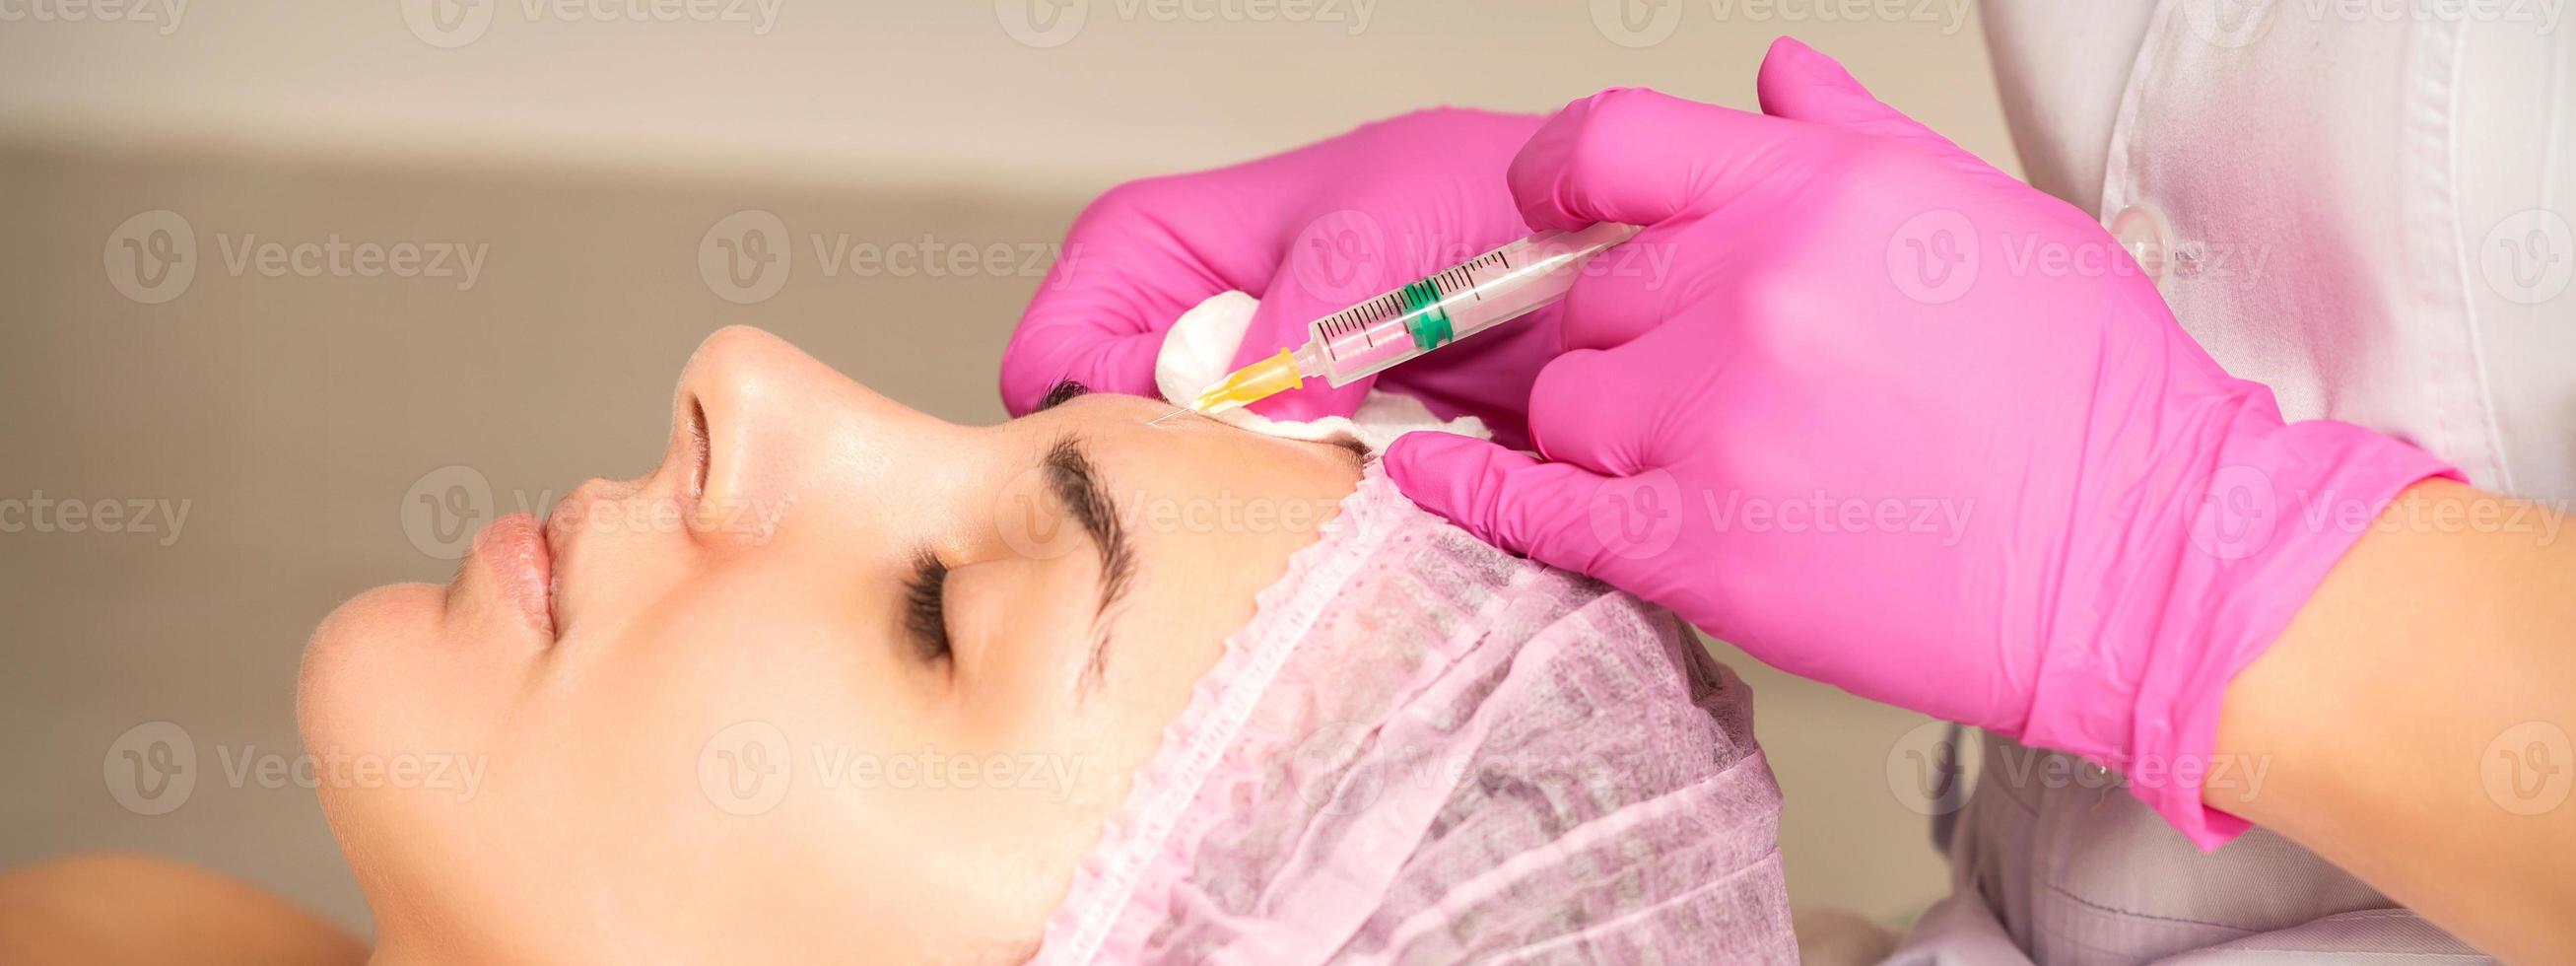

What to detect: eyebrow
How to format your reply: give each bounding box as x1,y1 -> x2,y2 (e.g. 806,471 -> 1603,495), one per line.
1043,435 -> 1136,697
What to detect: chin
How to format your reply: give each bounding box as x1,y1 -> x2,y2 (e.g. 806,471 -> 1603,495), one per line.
295,583 -> 467,794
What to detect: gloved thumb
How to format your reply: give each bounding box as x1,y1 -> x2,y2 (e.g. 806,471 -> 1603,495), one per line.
1754,36 -> 1968,158
1385,431 -> 1669,588
1232,224 -> 1382,420
1507,87 -> 1797,233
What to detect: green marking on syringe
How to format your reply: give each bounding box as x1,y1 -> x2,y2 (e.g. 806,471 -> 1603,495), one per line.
1400,279 -> 1454,351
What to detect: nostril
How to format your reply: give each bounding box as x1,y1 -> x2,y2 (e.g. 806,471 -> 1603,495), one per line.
686,396 -> 712,499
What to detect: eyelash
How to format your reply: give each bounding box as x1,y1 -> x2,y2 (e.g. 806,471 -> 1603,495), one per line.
1038,378 -> 1089,411
901,552 -> 951,663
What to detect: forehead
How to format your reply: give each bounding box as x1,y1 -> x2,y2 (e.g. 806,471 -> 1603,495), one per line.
1013,392 -> 1360,513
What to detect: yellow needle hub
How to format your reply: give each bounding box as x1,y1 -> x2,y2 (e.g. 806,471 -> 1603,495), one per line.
1191,347 -> 1306,415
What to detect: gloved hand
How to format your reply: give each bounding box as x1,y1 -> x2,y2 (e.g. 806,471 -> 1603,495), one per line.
1384,38 -> 2454,847
999,107 -> 1563,444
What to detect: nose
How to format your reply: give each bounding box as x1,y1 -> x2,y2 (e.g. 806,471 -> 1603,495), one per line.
663,326 -> 956,547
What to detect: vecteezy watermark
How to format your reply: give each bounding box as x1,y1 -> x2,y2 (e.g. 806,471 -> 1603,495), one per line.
1886,209 -> 1980,305
215,745 -> 488,803
696,209 -> 1077,306
401,464 -> 790,560
995,0 -> 1376,49
2331,486 -> 2569,543
102,210 -> 489,304
1586,473 -> 1978,564
104,722 -> 487,815
0,491 -> 191,547
989,463 -> 1351,561
1998,232 -> 2267,286
2191,464 -> 2282,562
2482,720 -> 2572,816
2479,208 -> 2572,306
102,722 -> 195,815
1884,722 -> 2273,815
1661,482 -> 1978,554
1883,720 -> 1979,816
2184,0 -> 2567,49
2191,465 -> 2572,561
1587,471 -> 1687,561
212,234 -> 488,291
403,464 -> 497,560
697,721 -> 1091,816
1885,208 -> 2271,306
402,0 -> 786,48
1286,208 -> 1396,307
2177,0 -> 2279,47
0,0 -> 188,34
102,210 -> 195,305
1590,0 -> 1969,48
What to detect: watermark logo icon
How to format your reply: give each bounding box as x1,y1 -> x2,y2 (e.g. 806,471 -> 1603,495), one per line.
2482,720 -> 2572,816
699,210 -> 793,305
402,464 -> 496,560
992,465 -> 1086,560
2179,0 -> 2276,48
1295,720 -> 1380,814
2190,464 -> 2277,561
1887,209 -> 1978,305
103,210 -> 197,305
104,722 -> 197,816
1589,468 -> 1683,561
1287,209 -> 1390,308
2480,208 -> 2572,306
1590,0 -> 1680,47
402,0 -> 495,47
700,721 -> 793,816
1884,720 -> 1979,816
997,0 -> 1087,47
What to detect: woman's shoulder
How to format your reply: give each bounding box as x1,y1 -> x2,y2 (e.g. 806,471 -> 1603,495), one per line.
0,852 -> 366,966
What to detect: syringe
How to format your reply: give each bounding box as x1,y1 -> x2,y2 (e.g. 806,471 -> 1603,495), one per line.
1186,221 -> 1641,415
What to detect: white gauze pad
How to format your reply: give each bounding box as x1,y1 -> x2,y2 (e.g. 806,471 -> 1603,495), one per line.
1151,291 -> 1490,451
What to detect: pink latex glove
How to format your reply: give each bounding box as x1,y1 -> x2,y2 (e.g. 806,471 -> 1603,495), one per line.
998,108 -> 1562,445
1385,38 -> 2456,847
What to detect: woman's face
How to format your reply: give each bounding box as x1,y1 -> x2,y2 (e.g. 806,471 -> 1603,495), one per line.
301,327 -> 1362,964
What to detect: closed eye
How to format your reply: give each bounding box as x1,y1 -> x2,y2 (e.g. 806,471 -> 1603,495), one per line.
900,551 -> 951,663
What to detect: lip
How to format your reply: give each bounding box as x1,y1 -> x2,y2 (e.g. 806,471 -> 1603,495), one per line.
470,512 -> 555,635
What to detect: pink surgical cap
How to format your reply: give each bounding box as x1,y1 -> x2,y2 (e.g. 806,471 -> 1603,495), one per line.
1036,463 -> 1796,964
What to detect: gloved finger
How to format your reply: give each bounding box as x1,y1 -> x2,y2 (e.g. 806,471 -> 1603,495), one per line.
1755,37 -> 1948,147
1517,340 -> 1674,476
998,292 -> 1173,416
1383,431 -> 1621,571
1227,205 -> 1397,421
1545,231 -> 1686,354
1003,149 -> 1359,415
1384,430 -> 1699,605
1755,36 -> 2016,187
1507,87 -> 1804,234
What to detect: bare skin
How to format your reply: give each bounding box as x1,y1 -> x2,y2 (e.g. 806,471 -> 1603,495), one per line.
2215,479 -> 2576,964
6,327 -> 1366,964
0,853 -> 364,965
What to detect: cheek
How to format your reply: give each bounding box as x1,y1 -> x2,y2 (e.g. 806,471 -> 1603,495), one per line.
493,571 -> 1040,953
522,562 -> 944,847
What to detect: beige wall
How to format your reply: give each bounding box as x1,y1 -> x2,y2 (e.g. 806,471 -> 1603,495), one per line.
0,0 -> 2012,940
0,1 -> 2009,193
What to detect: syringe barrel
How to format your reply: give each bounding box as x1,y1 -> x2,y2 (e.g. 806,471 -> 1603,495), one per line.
1305,222 -> 1641,386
